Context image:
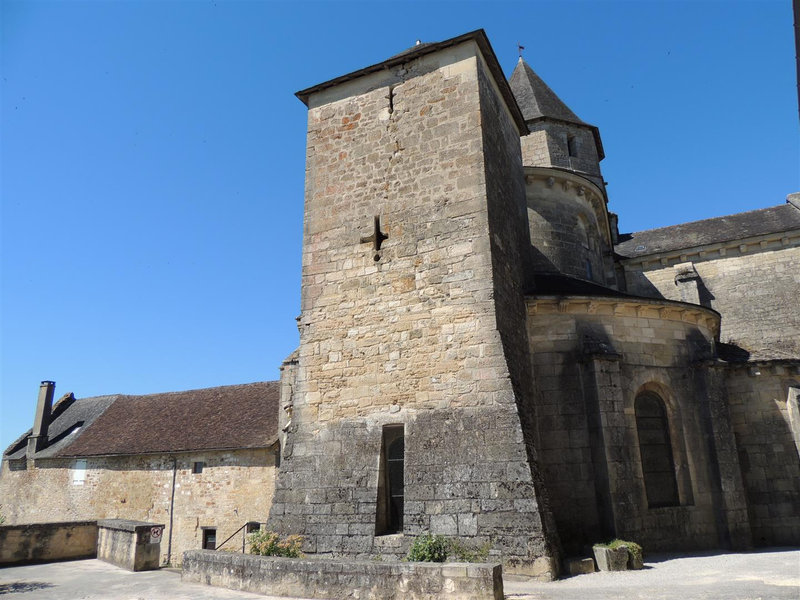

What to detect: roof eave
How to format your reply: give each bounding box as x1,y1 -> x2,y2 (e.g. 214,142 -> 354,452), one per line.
295,29 -> 527,135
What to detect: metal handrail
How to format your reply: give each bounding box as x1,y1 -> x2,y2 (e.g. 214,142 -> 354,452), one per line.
214,521 -> 263,553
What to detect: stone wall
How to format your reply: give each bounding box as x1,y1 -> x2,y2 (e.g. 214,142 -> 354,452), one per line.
269,40 -> 557,578
0,448 -> 276,565
725,365 -> 800,546
524,168 -> 613,285
0,521 -> 97,565
521,121 -> 602,188
621,237 -> 800,360
182,550 -> 503,600
526,297 -> 750,553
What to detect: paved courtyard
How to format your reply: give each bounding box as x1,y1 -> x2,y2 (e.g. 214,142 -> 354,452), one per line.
0,548 -> 797,599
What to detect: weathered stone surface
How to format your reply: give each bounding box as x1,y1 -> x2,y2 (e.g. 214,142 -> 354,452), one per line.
268,37 -> 557,578
592,545 -> 628,571
0,449 -> 276,565
97,519 -> 164,571
0,521 -> 97,565
181,550 -> 504,600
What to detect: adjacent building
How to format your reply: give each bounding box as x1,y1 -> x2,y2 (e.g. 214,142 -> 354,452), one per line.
1,381 -> 279,565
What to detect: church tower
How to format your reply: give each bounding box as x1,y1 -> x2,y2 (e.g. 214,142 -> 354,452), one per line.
268,30 -> 559,578
510,59 -> 618,287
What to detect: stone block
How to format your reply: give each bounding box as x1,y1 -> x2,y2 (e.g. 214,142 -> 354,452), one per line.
592,545 -> 628,571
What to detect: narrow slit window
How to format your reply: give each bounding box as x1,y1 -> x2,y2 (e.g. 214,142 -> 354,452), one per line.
635,392 -> 679,508
376,425 -> 404,535
567,134 -> 578,157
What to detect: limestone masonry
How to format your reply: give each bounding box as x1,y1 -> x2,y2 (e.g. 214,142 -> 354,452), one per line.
3,29 -> 799,579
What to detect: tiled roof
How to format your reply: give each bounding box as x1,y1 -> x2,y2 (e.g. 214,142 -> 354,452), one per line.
4,381 -> 279,460
3,393 -> 118,460
616,202 -> 800,259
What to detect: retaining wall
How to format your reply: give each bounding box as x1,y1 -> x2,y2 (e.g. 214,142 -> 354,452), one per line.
182,550 -> 503,600
0,521 -> 97,565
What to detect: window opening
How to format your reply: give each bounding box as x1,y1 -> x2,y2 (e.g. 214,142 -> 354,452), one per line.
192,461 -> 204,474
635,392 -> 679,507
72,459 -> 87,485
585,259 -> 593,281
202,528 -> 217,550
567,134 -> 578,157
375,425 -> 404,535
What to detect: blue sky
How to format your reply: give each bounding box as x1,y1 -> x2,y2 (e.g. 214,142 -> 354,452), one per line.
1,0 -> 797,450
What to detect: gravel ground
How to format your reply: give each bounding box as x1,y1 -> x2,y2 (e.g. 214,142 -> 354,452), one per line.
505,548 -> 800,600
0,548 -> 797,599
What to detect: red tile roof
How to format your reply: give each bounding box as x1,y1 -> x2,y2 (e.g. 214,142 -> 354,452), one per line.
57,381 -> 279,457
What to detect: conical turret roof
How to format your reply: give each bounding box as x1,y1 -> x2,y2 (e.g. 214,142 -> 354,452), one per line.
509,58 -> 585,124
509,58 -> 604,160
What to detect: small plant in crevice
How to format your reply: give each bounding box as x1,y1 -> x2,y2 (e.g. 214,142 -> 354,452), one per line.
248,530 -> 304,558
448,539 -> 491,563
406,532 -> 449,562
406,533 -> 492,563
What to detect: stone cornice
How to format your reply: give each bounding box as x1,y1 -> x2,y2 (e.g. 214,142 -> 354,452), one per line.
526,294 -> 721,337
618,229 -> 800,269
523,166 -> 612,246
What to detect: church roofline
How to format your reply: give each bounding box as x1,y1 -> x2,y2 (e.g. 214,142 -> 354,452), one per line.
295,29 -> 528,134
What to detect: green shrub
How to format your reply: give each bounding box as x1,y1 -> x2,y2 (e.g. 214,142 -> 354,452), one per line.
248,530 -> 304,558
406,533 -> 449,562
406,534 -> 491,563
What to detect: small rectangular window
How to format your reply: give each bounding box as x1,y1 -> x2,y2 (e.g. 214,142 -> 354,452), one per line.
72,459 -> 87,485
192,461 -> 204,474
202,527 -> 217,550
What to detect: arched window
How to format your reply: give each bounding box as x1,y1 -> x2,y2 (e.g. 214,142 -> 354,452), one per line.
635,392 -> 679,507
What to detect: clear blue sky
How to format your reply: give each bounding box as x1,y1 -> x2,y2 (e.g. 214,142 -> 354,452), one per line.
1,0 -> 797,451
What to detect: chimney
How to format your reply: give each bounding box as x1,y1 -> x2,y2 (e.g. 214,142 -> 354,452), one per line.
27,381 -> 55,456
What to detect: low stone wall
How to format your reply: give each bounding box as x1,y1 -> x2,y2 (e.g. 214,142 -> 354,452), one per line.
97,519 -> 164,571
182,550 -> 503,600
0,521 -> 97,565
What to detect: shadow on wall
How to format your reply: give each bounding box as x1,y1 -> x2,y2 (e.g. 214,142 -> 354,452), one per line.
685,329 -> 715,363
619,269 -> 665,300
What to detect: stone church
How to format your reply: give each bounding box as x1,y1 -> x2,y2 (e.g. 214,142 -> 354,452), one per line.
3,29 -> 799,578
267,29 -> 800,578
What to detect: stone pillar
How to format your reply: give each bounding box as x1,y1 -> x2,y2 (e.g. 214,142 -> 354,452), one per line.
788,386 -> 800,459
583,352 -> 638,539
694,364 -> 752,550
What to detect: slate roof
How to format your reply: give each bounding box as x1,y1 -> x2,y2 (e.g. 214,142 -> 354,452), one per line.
4,381 -> 280,460
509,59 -> 584,124
509,58 -> 604,159
4,393 -> 118,460
530,272 -> 630,298
616,202 -> 800,259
